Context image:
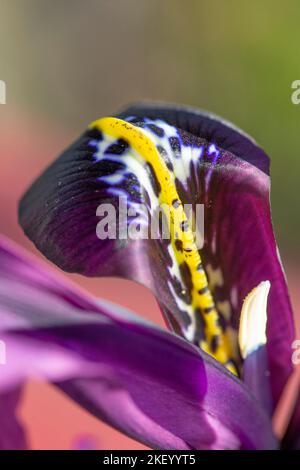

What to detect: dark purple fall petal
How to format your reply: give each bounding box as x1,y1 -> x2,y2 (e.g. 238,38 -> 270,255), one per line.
0,387 -> 27,450
118,102 -> 270,174
19,103 -> 295,411
119,103 -> 295,409
18,125 -> 184,334
0,237 -> 277,449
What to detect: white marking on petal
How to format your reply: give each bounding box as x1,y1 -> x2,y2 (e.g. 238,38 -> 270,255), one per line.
238,281 -> 270,359
99,173 -> 124,184
167,281 -> 196,341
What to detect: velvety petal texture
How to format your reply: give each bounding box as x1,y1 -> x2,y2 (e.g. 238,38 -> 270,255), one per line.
0,236 -> 277,449
19,103 -> 295,409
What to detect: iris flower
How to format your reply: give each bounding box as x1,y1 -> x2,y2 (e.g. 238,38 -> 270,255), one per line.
1,103 -> 299,449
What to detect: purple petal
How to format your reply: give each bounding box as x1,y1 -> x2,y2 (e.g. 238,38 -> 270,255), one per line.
118,102 -> 270,174
0,387 -> 27,450
117,103 -> 296,408
18,103 -> 295,410
0,236 -> 277,449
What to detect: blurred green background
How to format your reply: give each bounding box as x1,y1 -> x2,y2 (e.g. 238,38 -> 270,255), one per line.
0,0 -> 299,254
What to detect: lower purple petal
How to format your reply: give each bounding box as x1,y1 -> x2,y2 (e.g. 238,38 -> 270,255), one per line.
0,387 -> 28,450
0,236 -> 277,449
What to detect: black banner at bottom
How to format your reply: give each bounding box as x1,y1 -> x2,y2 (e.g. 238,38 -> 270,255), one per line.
0,450 -> 298,467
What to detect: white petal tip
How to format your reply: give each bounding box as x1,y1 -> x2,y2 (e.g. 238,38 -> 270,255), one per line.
238,281 -> 271,359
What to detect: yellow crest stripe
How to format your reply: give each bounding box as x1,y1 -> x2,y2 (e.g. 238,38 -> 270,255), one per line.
91,117 -> 237,374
